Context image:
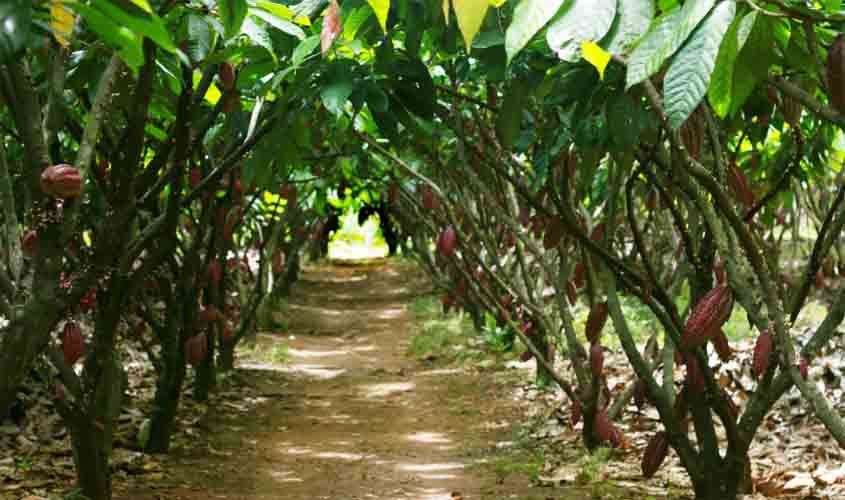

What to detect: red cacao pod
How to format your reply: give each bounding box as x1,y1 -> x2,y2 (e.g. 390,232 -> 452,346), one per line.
594,408 -> 618,445
590,342 -> 604,377
389,182 -> 400,206
41,164 -> 83,199
55,383 -> 66,402
79,287 -> 97,313
62,321 -> 85,366
570,399 -> 581,426
189,168 -> 201,189
543,217 -> 565,249
633,378 -> 648,410
421,185 -> 435,211
272,250 -> 285,275
585,302 -> 609,343
573,262 -> 586,289
641,431 -> 669,478
680,285 -> 734,350
679,108 -> 704,161
711,329 -> 733,362
752,329 -> 773,379
799,356 -> 809,380
222,324 -> 235,344
185,333 -> 208,367
437,226 -> 457,258
207,261 -> 221,285
21,230 -> 37,257
826,34 -> 845,113
218,62 -> 236,91
685,355 -> 705,392
728,163 -> 754,207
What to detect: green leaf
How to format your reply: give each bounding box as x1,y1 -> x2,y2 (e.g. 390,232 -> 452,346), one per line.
707,11 -> 754,118
250,8 -> 306,40
242,17 -> 275,58
367,0 -> 390,32
664,1 -> 735,129
625,0 -> 716,89
0,0 -> 30,63
185,14 -> 216,63
219,0 -> 248,39
496,79 -> 527,149
547,0 -> 616,62
453,0 -> 490,50
71,3 -> 145,69
91,0 -> 177,53
727,13 -> 776,116
602,0 -> 654,55
292,35 -> 320,66
321,77 -> 355,116
504,0 -> 567,63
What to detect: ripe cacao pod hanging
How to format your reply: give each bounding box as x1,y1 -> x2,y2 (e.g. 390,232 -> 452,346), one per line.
421,185 -> 436,211
728,163 -> 754,207
679,109 -> 704,161
437,225 -> 457,258
799,356 -> 809,380
218,62 -> 236,91
590,342 -> 604,377
594,408 -> 620,445
572,262 -> 586,289
641,431 -> 669,478
711,329 -> 733,362
826,34 -> 845,113
207,260 -> 221,286
680,285 -> 734,350
633,378 -> 648,410
585,302 -> 609,343
272,250 -> 285,275
185,333 -> 208,367
543,217 -> 565,249
62,321 -> 85,366
41,164 -> 83,199
752,329 -> 773,379
685,355 -> 705,392
21,230 -> 37,257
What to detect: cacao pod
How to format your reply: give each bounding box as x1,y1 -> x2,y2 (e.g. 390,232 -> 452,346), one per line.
79,287 -> 97,313
222,324 -> 235,344
21,230 -> 37,257
207,260 -> 221,285
781,93 -> 803,126
388,182 -> 400,206
728,163 -> 754,207
826,34 -> 845,113
679,108 -> 704,161
189,168 -> 201,188
815,269 -> 826,289
823,256 -> 835,277
641,431 -> 669,478
272,250 -> 285,275
711,329 -> 733,362
594,408 -> 619,445
645,189 -> 659,211
218,62 -> 236,91
799,356 -> 809,380
543,217 -> 565,249
633,378 -> 648,410
590,342 -> 604,377
752,329 -> 773,379
437,226 -> 457,258
680,285 -> 734,350
566,280 -> 578,306
62,321 -> 85,366
55,383 -> 66,402
41,164 -> 83,199
585,302 -> 609,343
685,355 -> 705,392
421,185 -> 435,211
570,399 -> 581,426
573,262 -> 586,289
185,333 -> 208,367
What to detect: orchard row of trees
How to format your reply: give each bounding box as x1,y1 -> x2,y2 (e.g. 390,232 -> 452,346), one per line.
2,1 -> 845,500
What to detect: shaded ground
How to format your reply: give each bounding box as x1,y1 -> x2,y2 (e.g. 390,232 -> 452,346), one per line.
118,259 -> 569,500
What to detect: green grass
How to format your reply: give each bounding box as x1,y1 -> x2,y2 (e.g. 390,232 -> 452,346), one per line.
407,296 -> 476,361
256,294 -> 288,331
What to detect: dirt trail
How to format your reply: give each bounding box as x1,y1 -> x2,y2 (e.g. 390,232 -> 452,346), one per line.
121,259 -> 556,500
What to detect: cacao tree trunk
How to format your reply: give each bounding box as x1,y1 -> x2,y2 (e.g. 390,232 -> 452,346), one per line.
146,301 -> 186,453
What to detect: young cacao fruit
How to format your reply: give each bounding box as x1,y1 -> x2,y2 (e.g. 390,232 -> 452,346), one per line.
62,321 -> 85,366
827,34 -> 845,113
218,62 -> 236,91
590,342 -> 604,377
585,302 -> 609,343
41,164 -> 83,199
752,329 -> 773,379
680,285 -> 734,350
711,329 -> 733,362
437,226 -> 457,258
641,431 -> 669,478
185,333 -> 208,367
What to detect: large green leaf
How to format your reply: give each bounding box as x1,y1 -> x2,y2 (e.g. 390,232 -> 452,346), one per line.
292,35 -> 320,66
496,79 -> 527,149
726,13 -> 777,117
367,0 -> 390,32
625,0 -> 715,90
453,0 -> 490,50
602,0 -> 654,55
91,0 -> 177,53
250,8 -> 306,40
185,14 -> 216,63
321,77 -> 355,116
707,11 -> 755,118
241,17 -> 275,57
219,0 -> 248,39
504,0 -> 567,63
0,0 -> 30,63
664,1 -> 735,129
546,0 -> 616,62
71,3 -> 145,69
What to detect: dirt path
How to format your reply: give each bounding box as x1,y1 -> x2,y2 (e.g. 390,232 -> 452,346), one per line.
120,259 -> 557,500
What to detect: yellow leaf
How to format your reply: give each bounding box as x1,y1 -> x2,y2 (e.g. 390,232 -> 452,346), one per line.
489,0 -> 507,6
453,0 -> 489,50
367,0 -> 390,33
581,41 -> 611,80
443,0 -> 450,25
128,0 -> 153,13
50,0 -> 74,47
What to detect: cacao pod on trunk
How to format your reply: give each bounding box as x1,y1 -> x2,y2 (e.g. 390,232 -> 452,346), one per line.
590,342 -> 604,377
218,62 -> 236,91
207,261 -> 222,286
685,355 -> 705,392
641,431 -> 669,478
728,163 -> 754,207
543,217 -> 565,249
21,230 -> 37,257
585,302 -> 609,343
185,333 -> 208,367
41,164 -> 83,199
827,34 -> 845,113
799,356 -> 809,380
437,226 -> 457,258
680,285 -> 734,350
570,399 -> 581,426
752,329 -> 773,379
62,321 -> 85,366
421,185 -> 435,211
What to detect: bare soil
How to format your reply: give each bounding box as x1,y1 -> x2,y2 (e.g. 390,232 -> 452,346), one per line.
117,259 -> 575,500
